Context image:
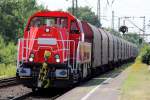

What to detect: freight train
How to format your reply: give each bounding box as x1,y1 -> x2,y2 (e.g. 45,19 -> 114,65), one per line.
16,11 -> 138,90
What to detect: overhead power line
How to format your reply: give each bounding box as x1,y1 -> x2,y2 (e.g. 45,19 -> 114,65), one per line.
126,19 -> 144,32
118,16 -> 146,37
111,0 -> 115,6
107,0 -> 109,6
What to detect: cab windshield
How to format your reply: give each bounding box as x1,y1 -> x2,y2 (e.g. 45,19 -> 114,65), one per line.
28,17 -> 68,30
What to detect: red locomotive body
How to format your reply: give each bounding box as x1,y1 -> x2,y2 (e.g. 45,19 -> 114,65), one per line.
16,11 -> 138,90
17,11 -> 92,89
19,11 -> 78,64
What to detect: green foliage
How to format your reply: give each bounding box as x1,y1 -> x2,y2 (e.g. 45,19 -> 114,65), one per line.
0,64 -> 16,78
141,44 -> 150,65
0,43 -> 17,65
68,6 -> 100,27
0,35 -> 5,49
123,33 -> 143,46
0,0 -> 44,42
0,0 -> 44,77
121,60 -> 150,100
106,28 -> 143,45
0,36 -> 17,65
105,28 -> 122,37
0,34 -> 17,77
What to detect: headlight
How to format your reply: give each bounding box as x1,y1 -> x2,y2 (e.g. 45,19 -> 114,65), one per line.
29,53 -> 34,62
29,57 -> 33,62
45,28 -> 50,33
56,59 -> 60,63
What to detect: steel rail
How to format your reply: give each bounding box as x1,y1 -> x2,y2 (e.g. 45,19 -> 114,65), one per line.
12,92 -> 60,100
12,92 -> 32,100
0,77 -> 19,88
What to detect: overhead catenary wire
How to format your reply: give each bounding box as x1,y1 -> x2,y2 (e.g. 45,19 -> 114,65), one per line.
107,0 -> 109,6
111,0 -> 116,6
126,18 -> 144,32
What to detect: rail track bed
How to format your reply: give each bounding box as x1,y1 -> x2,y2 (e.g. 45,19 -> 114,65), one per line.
0,84 -> 71,100
24,88 -> 71,100
0,77 -> 19,88
0,77 -> 70,100
0,84 -> 32,100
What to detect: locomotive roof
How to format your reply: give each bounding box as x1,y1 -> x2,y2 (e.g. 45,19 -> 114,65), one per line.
31,10 -> 75,19
25,10 -> 76,31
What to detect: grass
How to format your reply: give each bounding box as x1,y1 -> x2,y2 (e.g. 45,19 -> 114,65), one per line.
0,63 -> 16,79
120,57 -> 150,100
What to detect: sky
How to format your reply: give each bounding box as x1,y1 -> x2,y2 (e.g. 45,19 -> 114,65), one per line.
37,0 -> 150,41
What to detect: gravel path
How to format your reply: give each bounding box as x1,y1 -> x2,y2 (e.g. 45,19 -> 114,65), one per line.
0,85 -> 32,100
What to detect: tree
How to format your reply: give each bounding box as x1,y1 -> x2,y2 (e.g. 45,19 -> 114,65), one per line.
0,35 -> 16,64
123,33 -> 144,45
68,6 -> 100,27
105,28 -> 122,37
141,44 -> 150,65
105,28 -> 143,45
0,0 -> 44,42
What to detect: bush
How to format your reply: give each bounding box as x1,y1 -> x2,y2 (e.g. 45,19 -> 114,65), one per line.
0,63 -> 16,78
0,41 -> 17,65
0,35 -> 17,77
141,44 -> 150,65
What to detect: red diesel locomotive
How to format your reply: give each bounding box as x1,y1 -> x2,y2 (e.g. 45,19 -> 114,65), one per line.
16,11 -> 138,90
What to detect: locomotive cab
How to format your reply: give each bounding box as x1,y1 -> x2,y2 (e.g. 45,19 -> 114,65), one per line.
22,17 -> 68,63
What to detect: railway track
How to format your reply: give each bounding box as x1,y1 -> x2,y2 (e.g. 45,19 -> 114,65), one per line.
11,92 -> 33,100
0,77 -> 19,88
11,92 -> 61,100
0,77 -> 66,100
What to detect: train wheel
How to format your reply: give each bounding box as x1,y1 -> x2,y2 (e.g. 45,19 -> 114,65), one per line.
77,64 -> 83,81
87,63 -> 92,78
78,63 -> 90,81
82,63 -> 88,79
32,87 -> 38,93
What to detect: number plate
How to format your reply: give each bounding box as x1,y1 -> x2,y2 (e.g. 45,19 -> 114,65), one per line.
38,38 -> 57,45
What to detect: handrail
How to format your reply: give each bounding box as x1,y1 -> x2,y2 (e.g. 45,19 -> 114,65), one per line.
17,38 -> 76,72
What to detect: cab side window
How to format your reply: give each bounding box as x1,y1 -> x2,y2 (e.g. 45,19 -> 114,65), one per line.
70,21 -> 80,34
